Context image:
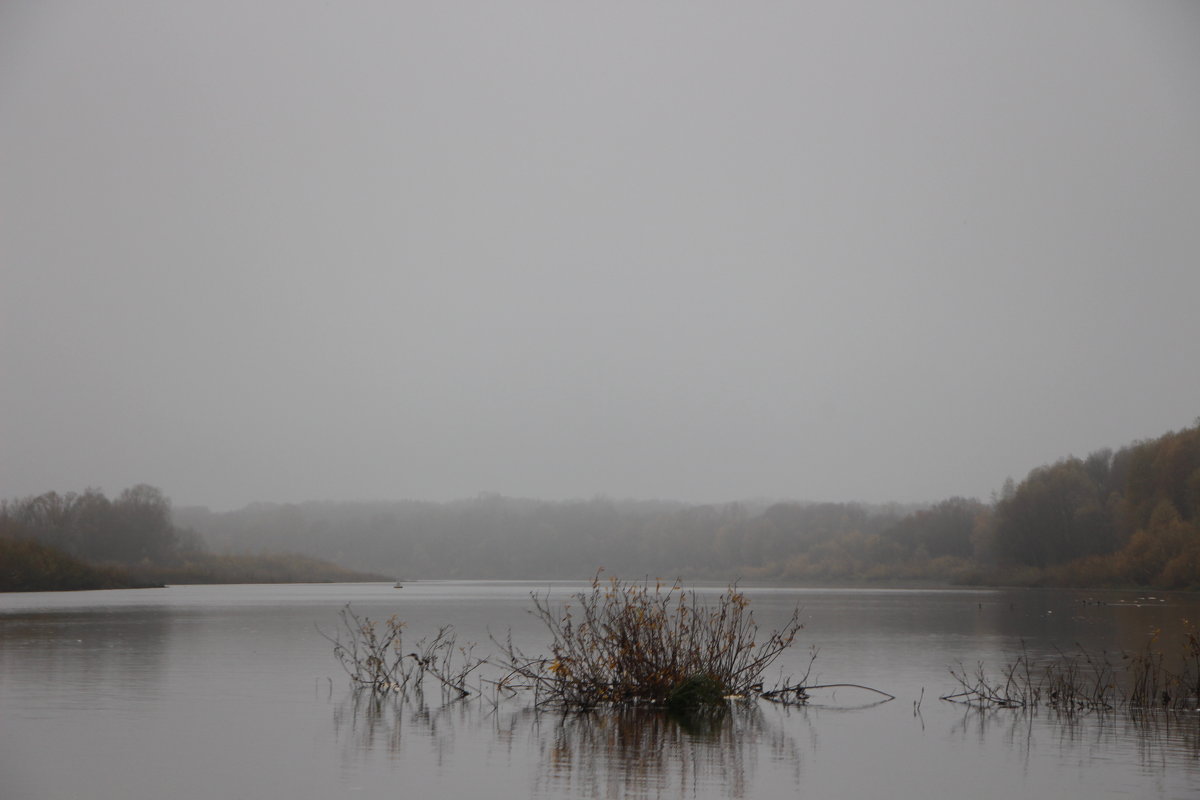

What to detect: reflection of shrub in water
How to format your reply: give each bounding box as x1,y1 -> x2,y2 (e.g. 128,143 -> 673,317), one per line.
947,698 -> 1200,775
331,691 -> 804,798
332,686 -> 535,764
535,703 -> 801,799
332,687 -> 406,756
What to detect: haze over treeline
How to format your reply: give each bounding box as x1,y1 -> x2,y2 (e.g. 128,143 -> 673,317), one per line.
137,422 -> 1200,587
3,2 -> 1199,513
175,422 -> 1200,587
4,421 -> 1199,589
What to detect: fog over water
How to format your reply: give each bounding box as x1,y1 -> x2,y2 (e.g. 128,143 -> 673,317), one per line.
2,1 -> 1198,510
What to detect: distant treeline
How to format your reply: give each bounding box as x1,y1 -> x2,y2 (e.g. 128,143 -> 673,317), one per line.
7,421 -> 1199,591
0,485 -> 385,591
174,422 -> 1200,589
0,536 -> 151,592
176,495 -> 973,583
984,422 -> 1200,588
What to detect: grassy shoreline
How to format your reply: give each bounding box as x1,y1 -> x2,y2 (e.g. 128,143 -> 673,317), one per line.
0,536 -> 386,592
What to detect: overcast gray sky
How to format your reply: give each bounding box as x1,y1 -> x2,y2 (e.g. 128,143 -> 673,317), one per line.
2,1 -> 1198,511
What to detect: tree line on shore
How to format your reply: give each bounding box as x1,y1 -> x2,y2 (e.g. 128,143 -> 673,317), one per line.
0,484 -> 384,591
177,421 -> 1200,589
4,420 -> 1199,591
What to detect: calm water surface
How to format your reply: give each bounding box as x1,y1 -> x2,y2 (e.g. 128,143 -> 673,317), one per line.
2,581 -> 1199,799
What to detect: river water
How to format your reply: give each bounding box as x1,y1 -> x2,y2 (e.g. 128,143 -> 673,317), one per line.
2,581 -> 1199,799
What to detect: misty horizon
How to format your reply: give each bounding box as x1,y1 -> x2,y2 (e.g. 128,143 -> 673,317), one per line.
3,1 -> 1198,512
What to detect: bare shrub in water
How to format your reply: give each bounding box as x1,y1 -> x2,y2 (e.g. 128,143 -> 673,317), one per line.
942,649 -> 1118,711
943,627 -> 1200,713
1124,626 -> 1200,710
493,574 -> 804,709
325,575 -> 894,711
320,605 -> 482,698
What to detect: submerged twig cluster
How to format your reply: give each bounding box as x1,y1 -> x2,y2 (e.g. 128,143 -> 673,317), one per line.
1124,626 -> 1200,710
319,605 -> 483,699
942,650 -> 1113,711
324,575 -> 895,713
942,628 -> 1200,713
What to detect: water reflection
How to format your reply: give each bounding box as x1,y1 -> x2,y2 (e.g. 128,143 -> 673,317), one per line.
332,689 -> 498,762
333,692 -> 803,799
333,688 -> 545,772
0,609 -> 172,711
333,684 -> 1200,800
533,704 -> 802,799
947,703 -> 1200,780
1107,710 -> 1200,768
7,585 -> 1200,799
